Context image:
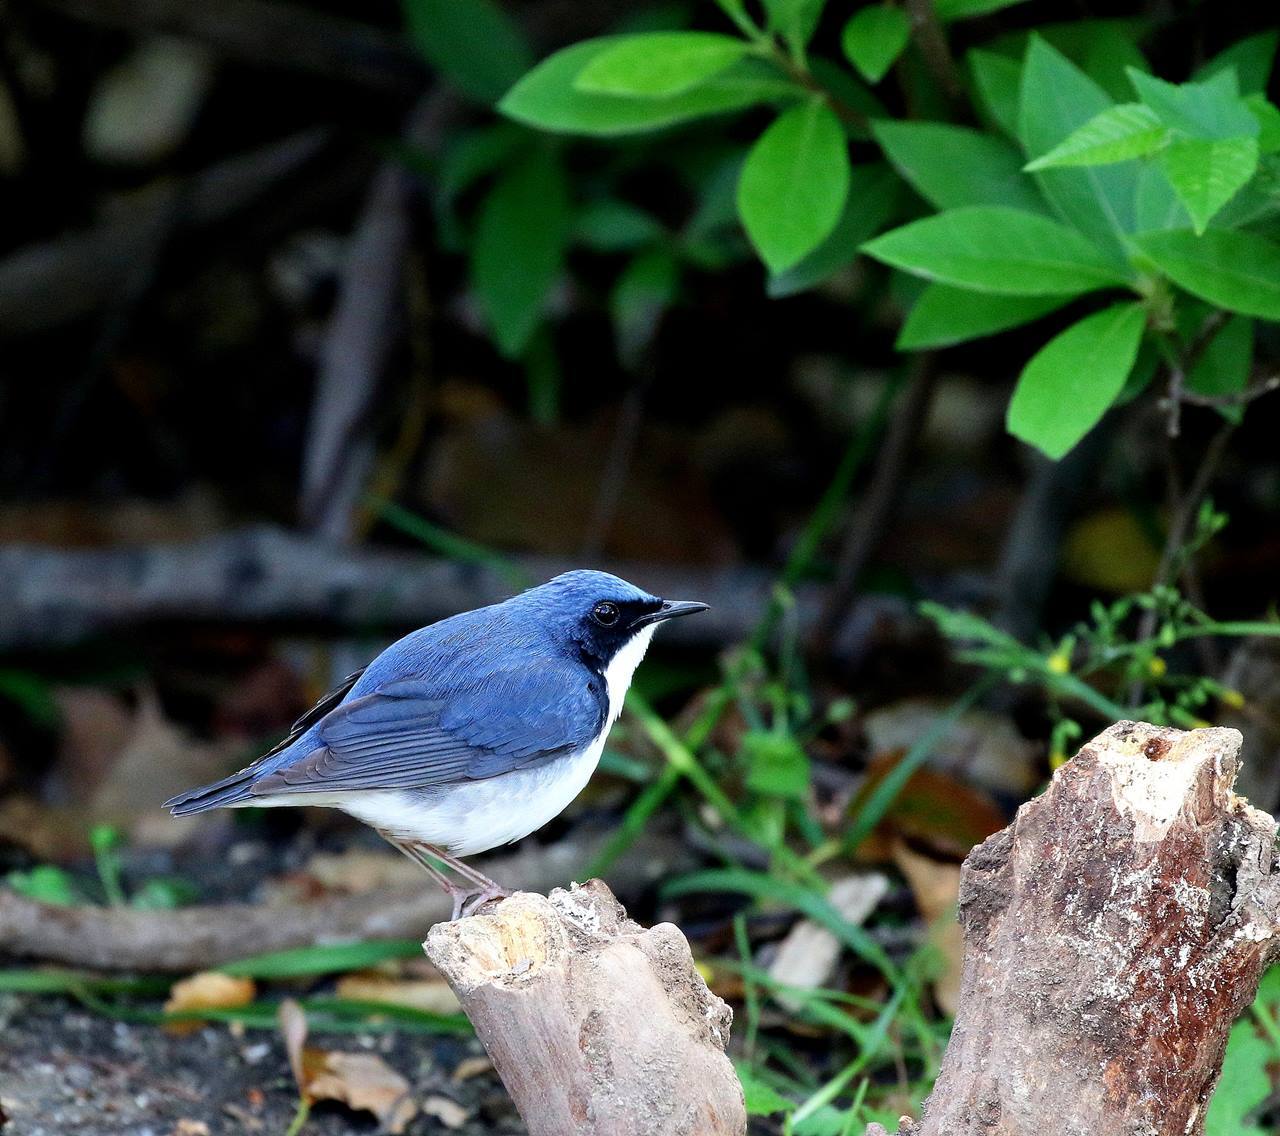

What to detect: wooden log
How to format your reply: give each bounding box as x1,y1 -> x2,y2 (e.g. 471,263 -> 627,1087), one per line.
869,720 -> 1280,1136
0,831 -> 685,972
0,524 -> 910,657
424,879 -> 747,1136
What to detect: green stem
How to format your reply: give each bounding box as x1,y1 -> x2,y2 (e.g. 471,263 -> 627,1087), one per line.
840,678 -> 996,856
284,1096 -> 312,1136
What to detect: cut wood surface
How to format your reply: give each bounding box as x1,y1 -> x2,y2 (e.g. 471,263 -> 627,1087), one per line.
425,879 -> 747,1136
868,720 -> 1280,1136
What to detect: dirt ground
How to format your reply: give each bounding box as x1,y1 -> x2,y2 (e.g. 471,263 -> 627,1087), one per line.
0,991 -> 526,1135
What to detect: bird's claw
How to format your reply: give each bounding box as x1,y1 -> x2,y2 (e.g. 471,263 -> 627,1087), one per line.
450,884 -> 511,920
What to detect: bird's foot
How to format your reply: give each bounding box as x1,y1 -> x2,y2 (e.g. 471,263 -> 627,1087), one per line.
449,883 -> 511,920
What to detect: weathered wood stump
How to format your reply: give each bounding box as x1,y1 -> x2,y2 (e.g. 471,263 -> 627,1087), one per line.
870,720 -> 1280,1136
424,878 -> 746,1136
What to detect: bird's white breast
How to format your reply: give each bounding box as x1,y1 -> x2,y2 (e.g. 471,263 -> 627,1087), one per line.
602,623 -> 656,724
265,623 -> 659,856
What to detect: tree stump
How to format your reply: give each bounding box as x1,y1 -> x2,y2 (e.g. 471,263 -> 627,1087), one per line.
870,720 -> 1280,1136
424,878 -> 746,1136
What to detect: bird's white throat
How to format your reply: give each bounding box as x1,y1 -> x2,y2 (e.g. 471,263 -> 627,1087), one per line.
602,623 -> 656,724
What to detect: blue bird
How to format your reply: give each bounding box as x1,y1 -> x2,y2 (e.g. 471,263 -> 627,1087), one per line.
165,570 -> 707,918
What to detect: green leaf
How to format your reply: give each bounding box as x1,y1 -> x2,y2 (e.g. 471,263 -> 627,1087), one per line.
841,6 -> 910,84
403,0 -> 532,104
500,39 -> 794,136
743,731 -> 811,799
862,206 -> 1129,296
763,0 -> 825,59
873,120 -> 1047,212
574,32 -> 749,98
968,49 -> 1022,137
611,246 -> 680,367
737,99 -> 851,272
1187,315 -> 1253,424
1128,68 -> 1258,141
935,0 -> 1029,20
663,867 -> 897,978
6,865 -> 81,906
1205,1019 -> 1270,1136
218,940 -> 423,979
1195,30 -> 1279,96
1025,103 -> 1167,169
1135,229 -> 1280,320
1007,302 -> 1146,459
129,876 -> 199,910
574,200 -> 666,251
1159,136 -> 1259,233
898,286 -> 1066,349
1246,95 -> 1280,154
1133,161 -> 1191,230
767,161 -> 899,297
469,147 -> 571,357
1019,37 -> 1137,253
0,670 -> 59,728
736,1065 -> 795,1117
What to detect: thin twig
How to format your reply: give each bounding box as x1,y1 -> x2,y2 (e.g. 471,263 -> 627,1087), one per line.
814,356 -> 938,656
904,0 -> 963,104
1128,418 -> 1235,704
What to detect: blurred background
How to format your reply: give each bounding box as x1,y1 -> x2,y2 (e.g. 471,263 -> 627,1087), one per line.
3,0 -> 1280,1133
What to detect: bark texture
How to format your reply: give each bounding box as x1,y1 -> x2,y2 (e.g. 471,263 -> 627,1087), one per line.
424,879 -> 746,1136
872,720 -> 1280,1136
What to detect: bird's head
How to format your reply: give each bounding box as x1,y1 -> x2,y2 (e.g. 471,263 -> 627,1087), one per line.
524,570 -> 708,667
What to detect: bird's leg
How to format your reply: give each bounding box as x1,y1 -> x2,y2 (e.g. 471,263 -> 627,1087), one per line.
378,831 -> 477,918
424,845 -> 511,917
376,831 -> 508,920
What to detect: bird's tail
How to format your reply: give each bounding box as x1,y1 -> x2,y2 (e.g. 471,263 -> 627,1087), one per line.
163,767 -> 258,815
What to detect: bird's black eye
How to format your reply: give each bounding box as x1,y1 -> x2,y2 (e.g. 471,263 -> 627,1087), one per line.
592,601 -> 620,627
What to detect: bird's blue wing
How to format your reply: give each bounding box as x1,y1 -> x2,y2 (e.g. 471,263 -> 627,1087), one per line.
248,660 -> 607,796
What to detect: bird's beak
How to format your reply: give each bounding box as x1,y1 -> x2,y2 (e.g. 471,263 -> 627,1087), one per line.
632,599 -> 709,629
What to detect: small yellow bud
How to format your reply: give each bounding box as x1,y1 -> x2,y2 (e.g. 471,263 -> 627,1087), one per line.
1221,689 -> 1246,709
1049,749 -> 1068,770
695,961 -> 715,984
1147,656 -> 1167,678
1190,718 -> 1212,730
1047,652 -> 1070,675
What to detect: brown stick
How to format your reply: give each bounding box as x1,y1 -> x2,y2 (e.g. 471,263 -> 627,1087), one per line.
868,720 -> 1280,1135
425,880 -> 746,1136
0,832 -> 683,972
33,0 -> 423,93
0,525 -> 912,653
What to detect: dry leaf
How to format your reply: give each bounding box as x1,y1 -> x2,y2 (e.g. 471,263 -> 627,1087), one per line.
163,972 -> 255,1034
451,1055 -> 493,1083
303,849 -> 421,893
279,998 -> 418,1133
278,998 -> 308,1088
301,1051 -> 418,1134
892,840 -> 963,1014
863,699 -> 1039,797
91,688 -> 240,847
335,973 -> 460,1015
422,1094 -> 469,1129
850,754 -> 1007,861
768,873 -> 889,1012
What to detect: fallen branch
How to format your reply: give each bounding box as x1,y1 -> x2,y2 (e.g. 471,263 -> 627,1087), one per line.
0,130 -> 331,339
33,0 -> 423,93
868,720 -> 1280,1136
0,831 -> 682,972
425,880 -> 746,1136
0,524 -> 911,654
